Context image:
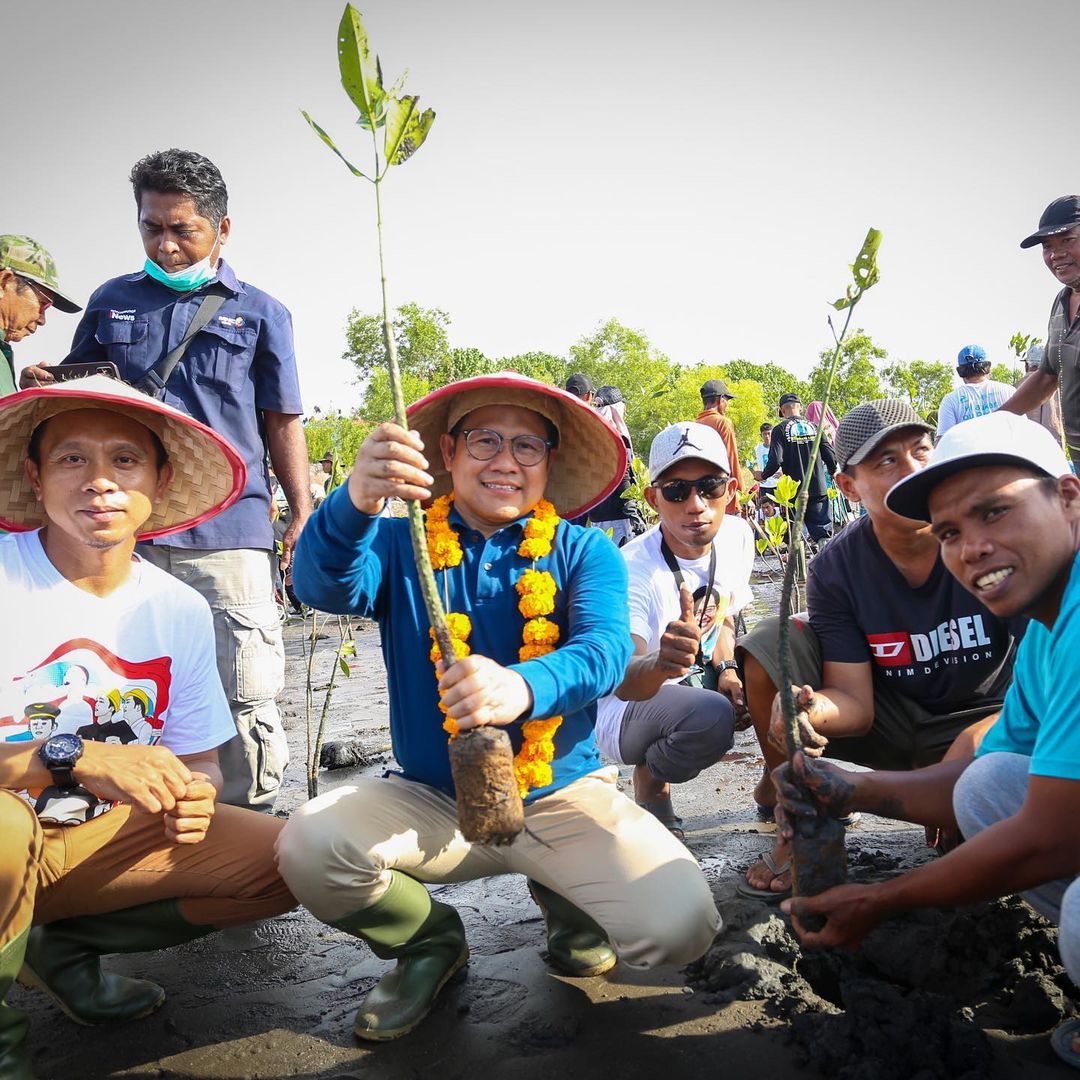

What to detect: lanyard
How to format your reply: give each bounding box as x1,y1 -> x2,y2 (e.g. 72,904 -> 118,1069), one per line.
659,534 -> 716,665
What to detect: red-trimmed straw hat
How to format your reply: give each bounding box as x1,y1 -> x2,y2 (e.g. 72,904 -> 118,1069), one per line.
0,374 -> 246,539
407,372 -> 628,519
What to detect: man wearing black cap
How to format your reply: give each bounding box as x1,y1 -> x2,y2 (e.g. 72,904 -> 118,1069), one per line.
696,379 -> 744,515
736,400 -> 1019,900
761,393 -> 837,542
565,373 -> 595,403
1003,195 -> 1080,456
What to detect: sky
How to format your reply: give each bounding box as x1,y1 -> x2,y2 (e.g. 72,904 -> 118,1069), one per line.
6,0 -> 1074,414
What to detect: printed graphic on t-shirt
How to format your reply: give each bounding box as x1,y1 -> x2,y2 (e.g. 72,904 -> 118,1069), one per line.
866,616 -> 994,673
0,637 -> 172,825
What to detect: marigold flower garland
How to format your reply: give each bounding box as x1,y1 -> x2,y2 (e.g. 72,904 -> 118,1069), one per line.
425,494 -> 564,797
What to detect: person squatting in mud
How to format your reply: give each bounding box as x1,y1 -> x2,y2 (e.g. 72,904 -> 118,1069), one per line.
0,376 -> 296,1080
777,410 -> 1080,1068
275,372 -> 721,1042
737,400 -> 1022,901
593,421 -> 754,839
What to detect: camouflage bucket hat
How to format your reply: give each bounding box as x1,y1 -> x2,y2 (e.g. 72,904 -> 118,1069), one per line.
0,235 -> 82,313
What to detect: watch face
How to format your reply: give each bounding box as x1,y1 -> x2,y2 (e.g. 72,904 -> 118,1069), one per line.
45,733 -> 82,764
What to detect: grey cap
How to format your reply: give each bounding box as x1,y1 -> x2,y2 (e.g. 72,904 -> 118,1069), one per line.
700,378 -> 735,399
648,421 -> 731,480
835,399 -> 933,472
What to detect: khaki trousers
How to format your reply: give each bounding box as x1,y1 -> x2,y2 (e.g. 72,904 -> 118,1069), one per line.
0,790 -> 295,950
276,767 -> 720,969
138,545 -> 288,811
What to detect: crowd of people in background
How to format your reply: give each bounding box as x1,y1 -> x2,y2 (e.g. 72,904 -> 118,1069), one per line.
4,151 -> 1080,1072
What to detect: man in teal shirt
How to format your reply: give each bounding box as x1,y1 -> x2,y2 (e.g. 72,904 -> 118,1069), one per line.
0,237 -> 81,396
774,411 -> 1080,1067
279,373 -> 721,1043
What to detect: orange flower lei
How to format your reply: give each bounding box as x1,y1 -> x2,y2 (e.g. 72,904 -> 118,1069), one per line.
425,495 -> 564,797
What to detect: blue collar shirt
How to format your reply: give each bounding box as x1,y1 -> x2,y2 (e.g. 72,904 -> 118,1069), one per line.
292,485 -> 633,803
62,259 -> 303,550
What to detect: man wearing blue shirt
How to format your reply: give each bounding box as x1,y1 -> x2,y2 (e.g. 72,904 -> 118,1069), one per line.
23,150 -> 311,810
774,412 -> 1080,1066
278,373 -> 720,1042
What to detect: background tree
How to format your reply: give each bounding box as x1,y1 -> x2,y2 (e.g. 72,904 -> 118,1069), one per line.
723,359 -> 810,408
303,408 -> 372,463
807,329 -> 884,415
881,358 -> 954,420
343,302 -> 454,382
990,363 -> 1024,388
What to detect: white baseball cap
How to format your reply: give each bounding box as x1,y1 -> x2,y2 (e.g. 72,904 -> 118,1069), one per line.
885,412 -> 1071,522
648,421 -> 732,481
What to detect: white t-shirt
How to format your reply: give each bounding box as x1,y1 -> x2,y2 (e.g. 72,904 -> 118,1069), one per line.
0,531 -> 235,825
594,518 -> 755,762
936,379 -> 1015,437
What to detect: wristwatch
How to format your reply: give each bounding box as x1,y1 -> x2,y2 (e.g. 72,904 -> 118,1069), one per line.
716,660 -> 739,675
38,733 -> 84,789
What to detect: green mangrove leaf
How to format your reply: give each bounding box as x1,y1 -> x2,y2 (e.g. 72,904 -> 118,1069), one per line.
388,104 -> 435,165
850,227 -> 882,293
827,486 -> 839,499
301,111 -> 371,179
338,4 -> 386,130
384,95 -> 419,163
773,474 -> 800,507
756,537 -> 768,555
766,515 -> 788,542
338,656 -> 352,677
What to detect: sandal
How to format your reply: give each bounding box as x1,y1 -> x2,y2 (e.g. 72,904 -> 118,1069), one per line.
735,851 -> 792,903
1051,1018 -> 1080,1069
636,797 -> 685,842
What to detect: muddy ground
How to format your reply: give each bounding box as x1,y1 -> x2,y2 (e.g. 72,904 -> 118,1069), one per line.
15,569 -> 1076,1079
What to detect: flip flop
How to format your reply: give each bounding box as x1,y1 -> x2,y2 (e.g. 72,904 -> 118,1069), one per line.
1051,1018 -> 1080,1068
754,804 -> 859,827
636,797 -> 685,842
735,851 -> 791,903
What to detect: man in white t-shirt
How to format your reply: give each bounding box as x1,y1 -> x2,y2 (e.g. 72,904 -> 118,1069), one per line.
936,345 -> 1016,439
595,421 -> 754,837
0,376 -> 295,1078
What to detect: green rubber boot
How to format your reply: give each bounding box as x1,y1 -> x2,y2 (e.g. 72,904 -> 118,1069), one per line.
329,872 -> 468,1042
20,899 -> 213,1026
0,928 -> 35,1080
528,880 -> 617,977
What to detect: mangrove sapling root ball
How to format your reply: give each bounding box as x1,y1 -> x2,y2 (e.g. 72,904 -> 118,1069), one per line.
449,728 -> 525,845
791,815 -> 848,932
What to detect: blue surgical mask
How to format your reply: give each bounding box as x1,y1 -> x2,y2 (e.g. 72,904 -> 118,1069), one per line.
144,234 -> 220,292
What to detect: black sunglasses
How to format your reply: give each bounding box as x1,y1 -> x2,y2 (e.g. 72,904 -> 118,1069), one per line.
657,475 -> 731,503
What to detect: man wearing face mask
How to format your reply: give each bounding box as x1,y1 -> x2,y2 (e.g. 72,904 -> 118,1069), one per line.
935,345 -> 1015,440
22,149 -> 311,812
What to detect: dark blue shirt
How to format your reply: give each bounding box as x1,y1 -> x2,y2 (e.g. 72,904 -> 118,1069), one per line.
293,486 -> 633,803
63,259 -> 303,550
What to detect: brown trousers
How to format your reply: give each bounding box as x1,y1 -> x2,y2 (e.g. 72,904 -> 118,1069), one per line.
0,789 -> 294,949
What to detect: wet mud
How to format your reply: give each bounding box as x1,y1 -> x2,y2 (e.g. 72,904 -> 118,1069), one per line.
691,843 -> 1074,1079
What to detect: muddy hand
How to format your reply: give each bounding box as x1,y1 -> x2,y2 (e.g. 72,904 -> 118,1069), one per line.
768,684 -> 828,757
348,422 -> 434,516
782,882 -> 886,949
773,751 -> 857,842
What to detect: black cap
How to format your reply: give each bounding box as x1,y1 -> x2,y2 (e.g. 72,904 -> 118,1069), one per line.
1020,195 -> 1080,249
594,384 -> 623,407
700,378 -> 735,399
565,373 -> 595,398
778,392 -> 801,407
760,421 -> 772,432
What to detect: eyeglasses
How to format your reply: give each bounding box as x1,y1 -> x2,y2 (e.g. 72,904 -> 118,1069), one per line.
16,276 -> 52,312
459,428 -> 553,467
657,475 -> 731,503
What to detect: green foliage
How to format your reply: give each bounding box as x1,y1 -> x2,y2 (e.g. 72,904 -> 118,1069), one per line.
725,379 -> 769,471
303,409 -> 370,465
807,329 -> 884,416
832,227 -> 882,310
771,474 -> 799,508
343,302 -> 453,382
498,351 -> 568,385
723,360 -> 810,410
1010,330 -> 1043,360
880,358 -> 954,420
991,363 -> 1024,388
621,457 -> 658,526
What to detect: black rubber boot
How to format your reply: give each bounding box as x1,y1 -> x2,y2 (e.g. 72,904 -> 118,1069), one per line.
0,928 -> 36,1080
329,871 -> 468,1041
20,899 -> 213,1025
529,880 -> 617,977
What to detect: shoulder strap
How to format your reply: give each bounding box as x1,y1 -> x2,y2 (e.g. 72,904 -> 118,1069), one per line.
139,287 -> 229,396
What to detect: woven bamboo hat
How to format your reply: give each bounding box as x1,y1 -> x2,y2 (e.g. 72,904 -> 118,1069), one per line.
0,374 -> 246,539
407,372 -> 628,519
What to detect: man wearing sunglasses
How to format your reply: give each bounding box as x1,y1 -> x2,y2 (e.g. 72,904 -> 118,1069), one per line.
0,236 -> 82,396
594,422 -> 754,838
